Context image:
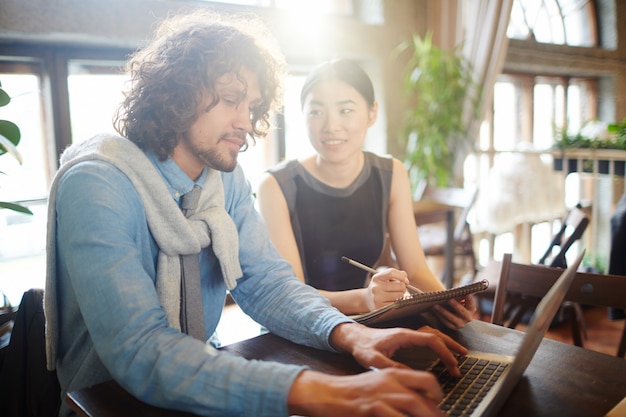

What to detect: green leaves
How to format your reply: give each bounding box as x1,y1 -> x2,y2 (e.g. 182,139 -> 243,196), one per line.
0,80 -> 32,215
555,118 -> 626,151
0,85 -> 11,106
0,201 -> 33,214
0,129 -> 22,163
0,81 -> 21,157
396,32 -> 478,188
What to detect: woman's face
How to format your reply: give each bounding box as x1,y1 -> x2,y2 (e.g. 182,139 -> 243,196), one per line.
302,79 -> 377,162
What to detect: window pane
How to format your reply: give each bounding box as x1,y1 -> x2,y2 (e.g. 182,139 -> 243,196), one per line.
533,1 -> 565,44
560,0 -> 597,47
210,0 -> 265,5
283,74 -> 315,160
533,82 -> 564,149
0,73 -> 48,199
0,71 -> 48,298
68,61 -> 128,143
493,75 -> 595,150
238,126 -> 280,193
493,81 -> 518,150
274,0 -> 353,15
507,0 -> 531,40
508,0 -> 596,47
567,84 -> 582,134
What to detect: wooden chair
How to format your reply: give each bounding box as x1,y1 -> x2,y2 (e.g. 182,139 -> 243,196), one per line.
476,205 -> 589,323
537,205 -> 589,268
414,182 -> 479,284
0,289 -> 61,416
0,296 -> 17,368
490,253 -> 626,357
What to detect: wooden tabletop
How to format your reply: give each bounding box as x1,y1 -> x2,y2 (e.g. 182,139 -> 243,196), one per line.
412,199 -> 454,224
67,319 -> 626,417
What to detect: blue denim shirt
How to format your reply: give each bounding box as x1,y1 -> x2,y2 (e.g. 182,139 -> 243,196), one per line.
53,152 -> 352,417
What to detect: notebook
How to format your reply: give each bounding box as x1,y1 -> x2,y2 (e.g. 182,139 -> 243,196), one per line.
352,280 -> 490,326
395,250 -> 585,417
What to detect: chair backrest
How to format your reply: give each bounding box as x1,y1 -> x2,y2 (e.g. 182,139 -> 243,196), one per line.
491,253 -> 626,326
0,288 -> 61,417
415,181 -> 479,242
537,206 -> 589,268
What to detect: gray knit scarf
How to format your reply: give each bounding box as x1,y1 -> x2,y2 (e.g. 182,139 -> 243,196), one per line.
44,134 -> 242,370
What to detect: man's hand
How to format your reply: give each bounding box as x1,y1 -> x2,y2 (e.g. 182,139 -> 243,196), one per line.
329,323 -> 466,376
288,323 -> 467,416
288,368 -> 446,417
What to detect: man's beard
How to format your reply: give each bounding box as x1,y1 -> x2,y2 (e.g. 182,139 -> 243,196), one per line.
197,147 -> 239,172
183,132 -> 248,172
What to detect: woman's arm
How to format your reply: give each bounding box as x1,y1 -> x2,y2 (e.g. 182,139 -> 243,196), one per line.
386,158 -> 476,328
387,158 -> 445,292
256,172 -> 306,281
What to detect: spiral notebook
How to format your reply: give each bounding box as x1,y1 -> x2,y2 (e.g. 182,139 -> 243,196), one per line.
352,279 -> 489,326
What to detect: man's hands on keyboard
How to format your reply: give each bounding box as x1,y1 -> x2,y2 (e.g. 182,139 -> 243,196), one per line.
427,355 -> 509,416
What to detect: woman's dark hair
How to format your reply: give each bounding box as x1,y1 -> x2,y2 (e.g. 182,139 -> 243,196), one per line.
299,59 -> 375,109
114,10 -> 286,160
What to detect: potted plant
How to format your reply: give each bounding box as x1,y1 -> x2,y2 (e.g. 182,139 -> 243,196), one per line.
0,80 -> 32,215
554,119 -> 626,151
395,32 -> 480,189
553,118 -> 626,176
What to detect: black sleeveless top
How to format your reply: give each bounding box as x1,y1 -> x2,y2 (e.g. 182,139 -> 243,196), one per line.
268,152 -> 393,291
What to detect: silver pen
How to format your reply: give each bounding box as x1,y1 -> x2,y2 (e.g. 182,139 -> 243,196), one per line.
340,256 -> 422,294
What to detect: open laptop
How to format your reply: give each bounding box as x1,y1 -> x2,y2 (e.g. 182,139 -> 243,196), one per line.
396,250 -> 585,417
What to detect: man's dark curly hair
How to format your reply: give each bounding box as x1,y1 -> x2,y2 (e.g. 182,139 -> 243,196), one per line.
114,10 -> 286,160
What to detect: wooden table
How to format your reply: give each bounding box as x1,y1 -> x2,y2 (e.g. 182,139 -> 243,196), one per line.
413,199 -> 455,288
67,320 -> 626,417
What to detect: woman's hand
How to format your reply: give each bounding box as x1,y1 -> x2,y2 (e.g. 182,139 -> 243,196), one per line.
365,267 -> 477,329
431,294 -> 477,329
365,268 -> 412,311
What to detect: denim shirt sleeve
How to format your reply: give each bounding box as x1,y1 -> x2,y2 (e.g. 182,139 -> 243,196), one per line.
54,160 -> 350,417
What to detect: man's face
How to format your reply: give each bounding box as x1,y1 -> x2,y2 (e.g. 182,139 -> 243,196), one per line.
173,68 -> 262,179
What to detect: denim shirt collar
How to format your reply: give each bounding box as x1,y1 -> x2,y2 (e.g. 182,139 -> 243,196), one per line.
145,151 -> 208,202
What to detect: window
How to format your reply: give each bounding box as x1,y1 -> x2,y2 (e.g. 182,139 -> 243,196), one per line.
507,0 -> 597,47
492,74 -> 597,151
0,63 -> 49,303
199,0 -> 384,24
273,0 -> 354,15
67,60 -> 128,143
0,65 -> 49,201
493,0 -> 603,149
470,0 -> 611,266
0,48 -> 134,304
283,73 -> 315,161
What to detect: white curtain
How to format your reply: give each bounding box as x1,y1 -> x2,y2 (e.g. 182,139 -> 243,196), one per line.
427,0 -> 513,181
457,0 -> 514,141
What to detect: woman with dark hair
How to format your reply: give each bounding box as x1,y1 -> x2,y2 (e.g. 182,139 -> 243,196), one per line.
257,59 -> 475,328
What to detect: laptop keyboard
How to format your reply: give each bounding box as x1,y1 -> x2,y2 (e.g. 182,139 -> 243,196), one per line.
427,355 -> 510,417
